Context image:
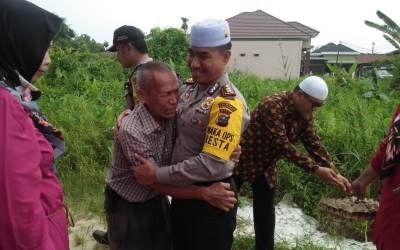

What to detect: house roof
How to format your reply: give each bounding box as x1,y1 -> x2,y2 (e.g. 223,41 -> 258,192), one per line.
287,22 -> 319,37
227,10 -> 314,40
312,42 -> 359,54
387,49 -> 400,55
356,54 -> 390,64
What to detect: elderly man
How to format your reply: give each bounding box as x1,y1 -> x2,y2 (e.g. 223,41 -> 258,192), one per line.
105,61 -> 236,250
93,25 -> 153,244
134,19 -> 250,250
233,76 -> 352,250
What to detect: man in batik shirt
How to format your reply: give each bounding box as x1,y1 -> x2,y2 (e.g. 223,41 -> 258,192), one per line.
234,76 -> 351,250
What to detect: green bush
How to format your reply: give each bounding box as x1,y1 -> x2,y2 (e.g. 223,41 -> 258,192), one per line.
147,27 -> 190,79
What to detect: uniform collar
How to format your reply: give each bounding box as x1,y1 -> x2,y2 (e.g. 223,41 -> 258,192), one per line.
198,73 -> 229,95
212,73 -> 229,87
188,73 -> 230,105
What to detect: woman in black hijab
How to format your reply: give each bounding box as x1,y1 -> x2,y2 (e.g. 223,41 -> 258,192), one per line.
0,0 -> 69,249
0,0 -> 61,85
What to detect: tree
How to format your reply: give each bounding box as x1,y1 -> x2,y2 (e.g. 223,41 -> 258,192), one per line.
181,17 -> 189,33
365,10 -> 400,49
73,34 -> 105,52
53,21 -> 105,52
103,41 -> 109,50
147,27 -> 190,78
53,21 -> 76,48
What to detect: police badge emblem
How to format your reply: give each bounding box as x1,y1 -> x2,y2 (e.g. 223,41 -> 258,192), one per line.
216,102 -> 237,127
201,97 -> 214,110
195,97 -> 214,114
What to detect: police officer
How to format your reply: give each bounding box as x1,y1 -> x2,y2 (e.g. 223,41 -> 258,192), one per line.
109,25 -> 153,127
134,19 -> 250,250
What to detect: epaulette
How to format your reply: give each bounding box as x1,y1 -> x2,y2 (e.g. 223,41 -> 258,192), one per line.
183,78 -> 195,85
220,85 -> 236,97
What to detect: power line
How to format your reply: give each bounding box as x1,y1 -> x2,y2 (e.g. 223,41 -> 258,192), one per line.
340,41 -> 387,54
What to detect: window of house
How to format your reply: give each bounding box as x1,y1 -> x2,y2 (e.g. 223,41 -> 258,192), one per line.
253,53 -> 260,57
240,53 -> 246,57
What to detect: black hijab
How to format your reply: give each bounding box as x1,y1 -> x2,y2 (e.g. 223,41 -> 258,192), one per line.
0,0 -> 62,87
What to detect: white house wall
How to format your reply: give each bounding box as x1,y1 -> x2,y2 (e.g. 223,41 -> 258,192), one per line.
227,40 -> 303,79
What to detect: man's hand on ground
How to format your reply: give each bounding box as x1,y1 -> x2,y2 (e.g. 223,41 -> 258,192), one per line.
132,153 -> 157,185
201,182 -> 237,212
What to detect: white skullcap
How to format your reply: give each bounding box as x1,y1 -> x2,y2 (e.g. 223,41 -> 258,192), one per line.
190,19 -> 231,48
299,76 -> 328,101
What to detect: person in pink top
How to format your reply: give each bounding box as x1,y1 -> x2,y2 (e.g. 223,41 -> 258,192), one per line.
352,105 -> 400,250
0,0 -> 68,249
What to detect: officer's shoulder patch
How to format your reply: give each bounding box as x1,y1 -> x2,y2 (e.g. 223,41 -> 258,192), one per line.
183,78 -> 195,85
220,85 -> 236,97
202,96 -> 244,160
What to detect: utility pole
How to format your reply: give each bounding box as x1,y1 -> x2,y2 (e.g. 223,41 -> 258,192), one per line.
372,41 -> 375,54
335,41 -> 341,64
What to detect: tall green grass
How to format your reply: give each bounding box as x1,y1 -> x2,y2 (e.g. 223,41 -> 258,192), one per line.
38,48 -> 126,215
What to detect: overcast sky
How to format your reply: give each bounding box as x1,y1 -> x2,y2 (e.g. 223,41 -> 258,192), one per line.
28,0 -> 399,53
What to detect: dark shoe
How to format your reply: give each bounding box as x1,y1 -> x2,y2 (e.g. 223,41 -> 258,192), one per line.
92,230 -> 109,245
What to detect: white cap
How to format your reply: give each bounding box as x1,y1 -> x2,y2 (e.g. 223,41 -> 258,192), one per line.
190,19 -> 231,48
299,76 -> 328,101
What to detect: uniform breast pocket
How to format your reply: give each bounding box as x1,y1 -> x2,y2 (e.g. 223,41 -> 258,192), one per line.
188,114 -> 207,131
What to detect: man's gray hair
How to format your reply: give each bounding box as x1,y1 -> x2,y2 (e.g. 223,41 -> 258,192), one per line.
136,61 -> 177,92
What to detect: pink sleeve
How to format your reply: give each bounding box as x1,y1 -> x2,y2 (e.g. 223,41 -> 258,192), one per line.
0,89 -> 54,249
370,104 -> 400,173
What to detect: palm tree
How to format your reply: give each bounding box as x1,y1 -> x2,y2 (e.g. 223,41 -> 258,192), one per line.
365,10 -> 400,49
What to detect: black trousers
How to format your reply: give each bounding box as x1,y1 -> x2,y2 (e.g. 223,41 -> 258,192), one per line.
105,186 -> 172,250
235,175 -> 276,250
171,177 -> 237,250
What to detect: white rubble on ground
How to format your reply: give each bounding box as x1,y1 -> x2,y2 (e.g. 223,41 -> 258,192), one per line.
69,194 -> 376,250
236,194 -> 376,250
